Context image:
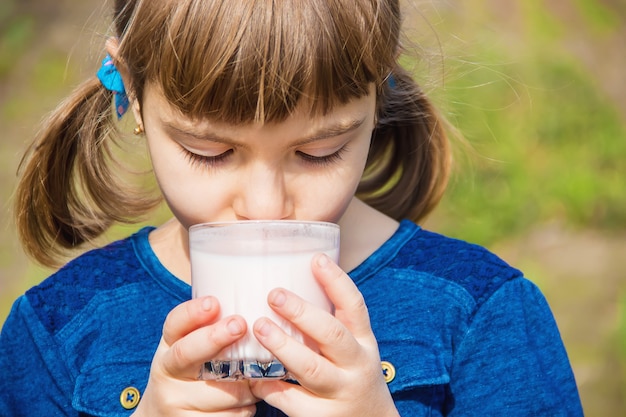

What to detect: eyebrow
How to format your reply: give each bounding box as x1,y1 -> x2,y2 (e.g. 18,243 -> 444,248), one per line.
292,118 -> 366,145
163,117 -> 366,147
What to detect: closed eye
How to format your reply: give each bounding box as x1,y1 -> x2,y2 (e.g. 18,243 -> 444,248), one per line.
296,147 -> 346,166
182,148 -> 234,169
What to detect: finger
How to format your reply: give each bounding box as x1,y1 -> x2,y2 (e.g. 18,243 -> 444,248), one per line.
139,378 -> 259,414
220,405 -> 258,417
181,383 -> 260,413
160,315 -> 247,378
250,379 -> 314,416
311,253 -> 374,340
162,296 -> 221,346
264,287 -> 362,367
252,317 -> 339,394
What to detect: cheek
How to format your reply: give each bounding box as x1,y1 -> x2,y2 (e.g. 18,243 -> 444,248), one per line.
293,162 -> 366,222
157,175 -> 232,227
147,142 -> 231,226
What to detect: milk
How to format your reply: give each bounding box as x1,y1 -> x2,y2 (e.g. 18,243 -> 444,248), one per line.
189,221 -> 340,380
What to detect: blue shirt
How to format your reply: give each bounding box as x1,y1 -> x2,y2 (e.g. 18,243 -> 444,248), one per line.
0,220 -> 583,416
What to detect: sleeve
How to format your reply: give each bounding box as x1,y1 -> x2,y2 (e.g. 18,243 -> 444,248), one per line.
447,278 -> 584,416
0,296 -> 77,417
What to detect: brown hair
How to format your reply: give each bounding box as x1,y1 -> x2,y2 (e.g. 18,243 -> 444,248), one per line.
15,0 -> 451,267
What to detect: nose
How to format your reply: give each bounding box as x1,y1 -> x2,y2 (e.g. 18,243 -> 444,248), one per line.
234,163 -> 293,220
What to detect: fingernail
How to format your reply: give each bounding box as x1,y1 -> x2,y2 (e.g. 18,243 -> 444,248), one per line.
201,297 -> 213,311
256,319 -> 271,337
270,290 -> 286,307
227,318 -> 243,335
316,253 -> 330,268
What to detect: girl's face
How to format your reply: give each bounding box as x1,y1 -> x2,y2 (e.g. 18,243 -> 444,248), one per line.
141,83 -> 376,228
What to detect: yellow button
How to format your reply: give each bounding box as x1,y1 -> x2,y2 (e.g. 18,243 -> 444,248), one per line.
120,386 -> 141,410
381,361 -> 396,383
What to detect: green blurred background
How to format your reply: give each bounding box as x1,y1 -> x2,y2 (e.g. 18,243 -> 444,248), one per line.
1,0 -> 624,415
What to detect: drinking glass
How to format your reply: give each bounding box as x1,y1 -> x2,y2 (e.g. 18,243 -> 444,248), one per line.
189,220 -> 340,380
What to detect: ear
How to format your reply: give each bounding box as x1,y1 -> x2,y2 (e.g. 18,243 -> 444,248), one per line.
104,38 -> 144,129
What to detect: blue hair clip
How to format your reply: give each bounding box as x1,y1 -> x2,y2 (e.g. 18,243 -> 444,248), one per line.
97,54 -> 129,119
387,74 -> 397,89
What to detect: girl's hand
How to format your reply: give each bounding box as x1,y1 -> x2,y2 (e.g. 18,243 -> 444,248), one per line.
131,297 -> 259,416
249,253 -> 400,417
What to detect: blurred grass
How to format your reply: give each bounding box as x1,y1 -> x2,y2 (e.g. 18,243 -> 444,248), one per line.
0,1 -> 33,79
573,0 -> 621,32
429,0 -> 626,246
437,51 -> 626,243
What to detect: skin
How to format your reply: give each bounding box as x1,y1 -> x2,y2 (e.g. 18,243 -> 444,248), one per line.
107,40 -> 401,417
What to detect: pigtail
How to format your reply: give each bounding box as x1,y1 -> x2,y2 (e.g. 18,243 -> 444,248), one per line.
15,76 -> 158,267
358,65 -> 451,222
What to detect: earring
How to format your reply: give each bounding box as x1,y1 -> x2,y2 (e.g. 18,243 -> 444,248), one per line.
133,125 -> 144,135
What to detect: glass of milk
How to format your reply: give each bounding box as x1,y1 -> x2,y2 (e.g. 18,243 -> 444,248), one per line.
189,220 -> 340,380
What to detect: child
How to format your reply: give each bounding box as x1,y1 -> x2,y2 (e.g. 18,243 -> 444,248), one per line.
0,0 -> 583,416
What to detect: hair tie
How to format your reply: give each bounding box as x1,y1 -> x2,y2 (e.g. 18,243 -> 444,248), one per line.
387,74 -> 397,89
97,54 -> 129,119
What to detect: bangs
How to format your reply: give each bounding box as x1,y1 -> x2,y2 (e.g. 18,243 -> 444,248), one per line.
120,0 -> 399,123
